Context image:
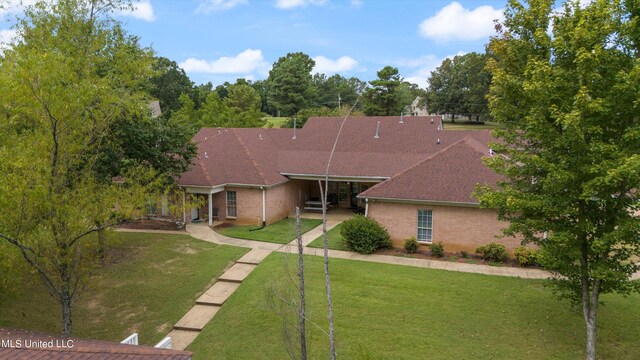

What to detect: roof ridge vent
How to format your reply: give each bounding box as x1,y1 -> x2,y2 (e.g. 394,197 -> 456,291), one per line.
374,121 -> 381,139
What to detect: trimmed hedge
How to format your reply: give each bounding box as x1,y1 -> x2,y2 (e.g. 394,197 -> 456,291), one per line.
340,215 -> 391,254
475,242 -> 508,262
404,237 -> 419,253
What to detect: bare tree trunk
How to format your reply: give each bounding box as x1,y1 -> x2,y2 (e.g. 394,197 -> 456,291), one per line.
295,207 -> 307,360
582,276 -> 601,360
319,180 -> 336,360
580,242 -> 600,360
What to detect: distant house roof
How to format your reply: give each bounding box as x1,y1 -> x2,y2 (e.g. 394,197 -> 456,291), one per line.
148,100 -> 162,118
0,328 -> 192,360
178,116 -> 498,204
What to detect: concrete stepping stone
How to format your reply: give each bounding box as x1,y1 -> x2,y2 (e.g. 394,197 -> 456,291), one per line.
196,281 -> 240,306
174,304 -> 221,331
218,263 -> 257,283
237,249 -> 271,265
165,329 -> 200,351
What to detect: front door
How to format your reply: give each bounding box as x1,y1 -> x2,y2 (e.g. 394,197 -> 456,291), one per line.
191,207 -> 199,221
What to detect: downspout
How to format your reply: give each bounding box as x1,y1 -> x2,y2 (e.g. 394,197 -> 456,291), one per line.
365,198 -> 369,217
250,186 -> 267,231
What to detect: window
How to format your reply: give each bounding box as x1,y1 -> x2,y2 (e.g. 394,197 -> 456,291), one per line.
417,209 -> 433,242
226,191 -> 237,218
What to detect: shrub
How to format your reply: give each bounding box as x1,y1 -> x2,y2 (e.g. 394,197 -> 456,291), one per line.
404,237 -> 419,254
430,242 -> 445,257
340,215 -> 391,254
460,250 -> 470,259
475,242 -> 507,262
514,246 -> 539,266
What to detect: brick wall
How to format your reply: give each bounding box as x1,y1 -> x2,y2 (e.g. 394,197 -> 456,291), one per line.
367,201 -> 520,253
265,180 -> 309,224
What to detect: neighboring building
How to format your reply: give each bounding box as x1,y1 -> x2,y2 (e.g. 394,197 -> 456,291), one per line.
178,116 -> 518,252
409,96 -> 430,116
0,328 -> 192,360
148,100 -> 162,118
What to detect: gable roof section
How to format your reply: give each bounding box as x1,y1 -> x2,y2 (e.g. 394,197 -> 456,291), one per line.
0,328 -> 192,360
359,136 -> 502,204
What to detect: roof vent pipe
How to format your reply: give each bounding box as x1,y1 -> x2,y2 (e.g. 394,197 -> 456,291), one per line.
204,152 -> 208,158
374,121 -> 381,139
399,113 -> 404,124
259,134 -> 263,140
436,138 -> 440,145
293,118 -> 297,140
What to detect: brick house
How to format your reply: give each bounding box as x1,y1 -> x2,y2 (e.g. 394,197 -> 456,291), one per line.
178,116 -> 519,252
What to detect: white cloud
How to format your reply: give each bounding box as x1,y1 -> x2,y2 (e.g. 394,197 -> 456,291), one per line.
401,52 -> 466,88
350,0 -> 363,7
313,55 -> 358,74
196,0 -> 247,14
119,1 -> 156,22
418,2 -> 503,42
0,29 -> 17,52
179,49 -> 269,74
274,0 -> 326,10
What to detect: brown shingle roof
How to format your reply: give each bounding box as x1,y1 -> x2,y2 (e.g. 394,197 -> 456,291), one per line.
359,136 -> 502,204
178,116 -> 498,203
0,328 -> 192,360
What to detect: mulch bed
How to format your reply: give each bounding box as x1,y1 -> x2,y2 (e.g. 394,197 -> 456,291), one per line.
377,248 -> 530,268
119,219 -> 184,231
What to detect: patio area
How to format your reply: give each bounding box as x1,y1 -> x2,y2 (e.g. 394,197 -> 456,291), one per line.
300,207 -> 355,221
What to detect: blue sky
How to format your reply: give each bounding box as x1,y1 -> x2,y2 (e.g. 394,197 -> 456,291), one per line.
1,0 -> 508,87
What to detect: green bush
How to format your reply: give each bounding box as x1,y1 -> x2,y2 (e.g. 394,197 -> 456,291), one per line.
514,246 -> 539,266
430,242 -> 445,257
475,242 -> 507,262
340,215 -> 391,254
460,250 -> 470,259
404,237 -> 419,253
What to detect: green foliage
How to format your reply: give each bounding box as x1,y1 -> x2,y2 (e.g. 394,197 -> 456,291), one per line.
430,242 -> 445,257
148,56 -> 193,116
311,73 -> 365,109
460,250 -> 470,259
513,246 -> 539,267
476,6 -> 640,354
427,52 -> 491,120
267,52 -> 315,116
340,215 -> 391,254
363,66 -> 404,116
475,243 -> 507,263
403,237 -> 419,254
0,0 -> 159,335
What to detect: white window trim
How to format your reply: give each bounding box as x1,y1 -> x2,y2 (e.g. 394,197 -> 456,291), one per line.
226,191 -> 237,218
417,209 -> 433,243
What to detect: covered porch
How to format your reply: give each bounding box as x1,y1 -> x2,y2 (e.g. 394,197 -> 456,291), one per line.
181,185 -> 226,226
288,176 -> 384,214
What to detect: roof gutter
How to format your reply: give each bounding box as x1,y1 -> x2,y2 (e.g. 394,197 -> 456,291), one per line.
280,173 -> 389,182
360,196 -> 480,208
179,179 -> 290,191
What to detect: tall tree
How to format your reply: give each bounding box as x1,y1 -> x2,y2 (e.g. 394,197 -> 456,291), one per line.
148,56 -> 193,116
267,52 -> 315,116
427,52 -> 491,121
0,0 -> 155,336
311,73 -> 364,110
477,1 -> 640,359
362,66 -> 404,116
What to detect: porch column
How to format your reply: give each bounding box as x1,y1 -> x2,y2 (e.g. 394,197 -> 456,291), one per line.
208,192 -> 213,226
182,190 -> 186,224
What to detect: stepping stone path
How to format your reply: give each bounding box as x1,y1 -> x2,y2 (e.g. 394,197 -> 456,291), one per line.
166,248 -> 269,350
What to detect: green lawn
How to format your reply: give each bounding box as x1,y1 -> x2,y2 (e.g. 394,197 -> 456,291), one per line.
443,120 -> 502,130
263,116 -> 290,128
188,253 -> 640,359
0,232 -> 248,345
307,223 -> 349,251
215,218 -> 323,244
